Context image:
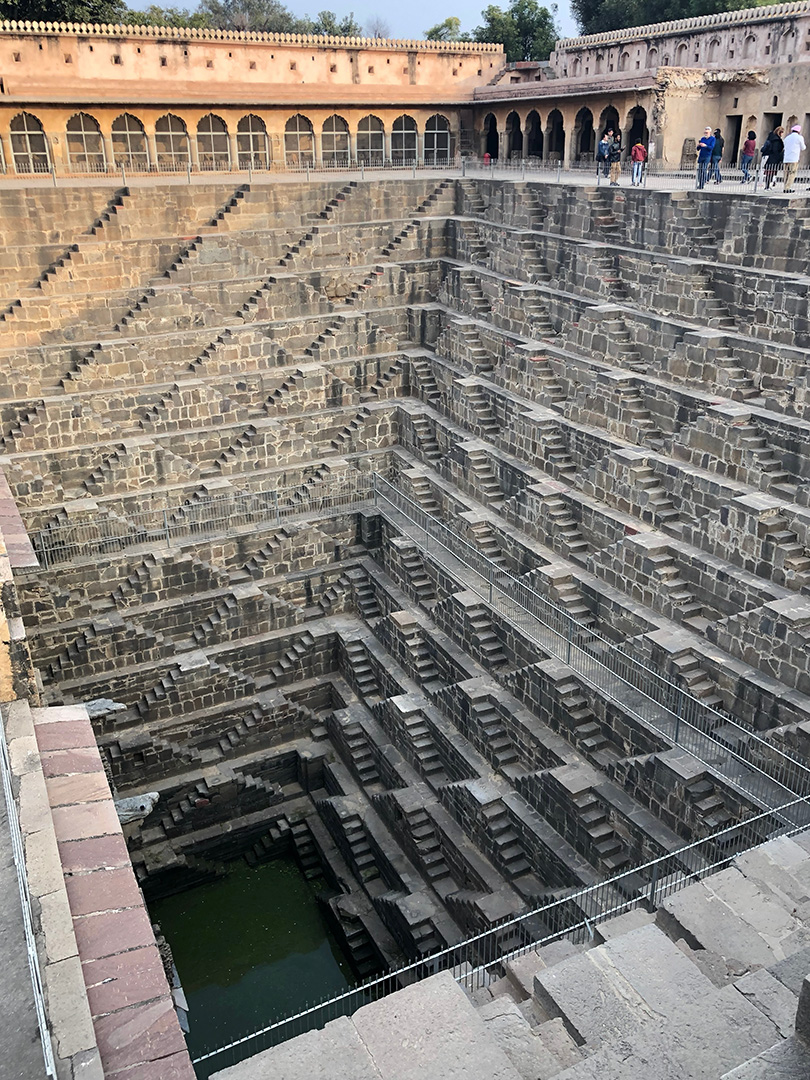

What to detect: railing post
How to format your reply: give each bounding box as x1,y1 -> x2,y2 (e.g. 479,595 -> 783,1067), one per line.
163,509 -> 171,548
121,162 -> 126,187
557,161 -> 562,184
361,161 -> 365,181
187,162 -> 192,185
272,489 -> 280,525
648,861 -> 659,908
51,164 -> 57,187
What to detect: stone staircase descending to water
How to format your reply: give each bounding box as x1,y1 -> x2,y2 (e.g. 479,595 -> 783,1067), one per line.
214,829 -> 810,1080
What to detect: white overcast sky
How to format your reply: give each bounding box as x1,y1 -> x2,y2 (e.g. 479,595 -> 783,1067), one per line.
127,0 -> 580,41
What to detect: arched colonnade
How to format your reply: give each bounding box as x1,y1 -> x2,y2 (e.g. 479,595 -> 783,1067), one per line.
0,107 -> 457,174
477,101 -> 651,164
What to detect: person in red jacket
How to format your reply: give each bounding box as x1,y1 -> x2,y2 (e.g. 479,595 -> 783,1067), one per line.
630,140 -> 648,186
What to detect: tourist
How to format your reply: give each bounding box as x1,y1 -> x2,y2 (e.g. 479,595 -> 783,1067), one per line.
608,133 -> 622,186
782,124 -> 806,193
596,130 -> 612,178
710,128 -> 724,183
740,130 -> 756,182
696,127 -> 715,189
761,125 -> 785,190
630,139 -> 647,186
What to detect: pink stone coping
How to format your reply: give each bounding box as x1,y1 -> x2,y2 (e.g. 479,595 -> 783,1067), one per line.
0,470 -> 38,568
31,706 -> 195,1080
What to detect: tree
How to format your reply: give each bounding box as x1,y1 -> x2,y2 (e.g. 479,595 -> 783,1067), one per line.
364,14 -> 390,37
474,0 -> 557,61
121,4 -> 212,26
425,15 -> 465,40
307,8 -> 363,34
571,0 -> 769,35
200,0 -> 309,32
0,0 -> 126,20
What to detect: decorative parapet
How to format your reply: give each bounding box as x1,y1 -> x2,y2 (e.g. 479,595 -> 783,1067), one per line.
556,0 -> 810,48
0,19 -> 504,51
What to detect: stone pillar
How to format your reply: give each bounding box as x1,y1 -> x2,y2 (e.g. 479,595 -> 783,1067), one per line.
103,132 -> 115,172
146,130 -> 158,171
228,131 -> 238,171
47,131 -> 69,172
498,130 -> 506,161
189,132 -> 200,170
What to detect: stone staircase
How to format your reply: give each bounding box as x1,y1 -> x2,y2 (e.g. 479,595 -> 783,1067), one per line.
218,831 -> 810,1080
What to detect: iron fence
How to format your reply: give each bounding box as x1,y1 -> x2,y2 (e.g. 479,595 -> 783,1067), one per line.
31,471 -> 810,817
372,475 -> 810,818
192,792 -> 810,1071
5,153 -> 808,195
30,473 -> 374,568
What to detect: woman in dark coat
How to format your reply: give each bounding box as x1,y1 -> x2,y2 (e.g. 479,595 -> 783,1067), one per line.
762,126 -> 785,190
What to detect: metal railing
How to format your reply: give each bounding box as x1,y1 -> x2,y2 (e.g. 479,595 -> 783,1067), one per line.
465,154 -> 810,193
30,473 -> 374,568
31,471 -> 810,815
0,715 -> 56,1076
5,153 -> 807,195
192,793 -> 810,1071
372,475 -> 810,817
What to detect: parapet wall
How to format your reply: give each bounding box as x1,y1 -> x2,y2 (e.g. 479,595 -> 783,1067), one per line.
0,21 -> 504,106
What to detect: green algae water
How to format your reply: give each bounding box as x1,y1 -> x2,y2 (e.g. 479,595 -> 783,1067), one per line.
150,856 -> 353,1078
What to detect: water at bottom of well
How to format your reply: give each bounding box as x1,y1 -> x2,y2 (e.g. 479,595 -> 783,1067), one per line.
150,855 -> 353,1078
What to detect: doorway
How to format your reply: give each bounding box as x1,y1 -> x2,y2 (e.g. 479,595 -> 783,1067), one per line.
725,115 -> 742,164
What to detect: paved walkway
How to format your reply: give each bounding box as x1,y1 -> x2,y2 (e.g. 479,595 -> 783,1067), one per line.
0,778 -> 46,1080
0,163 -> 806,200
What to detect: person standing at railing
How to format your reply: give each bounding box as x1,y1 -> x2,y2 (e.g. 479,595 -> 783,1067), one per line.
608,133 -> 622,186
596,131 -> 611,179
762,126 -> 785,190
740,130 -> 757,183
783,124 -> 806,193
709,129 -> 724,183
630,139 -> 647,186
696,127 -> 715,189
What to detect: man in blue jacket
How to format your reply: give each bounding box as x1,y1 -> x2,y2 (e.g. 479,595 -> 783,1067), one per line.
696,126 -> 715,189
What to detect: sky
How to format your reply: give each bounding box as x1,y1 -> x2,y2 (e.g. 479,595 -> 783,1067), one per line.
127,0 -> 580,41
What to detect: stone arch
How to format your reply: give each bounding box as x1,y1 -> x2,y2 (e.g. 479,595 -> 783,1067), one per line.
285,114 -> 315,166
625,106 -> 649,150
618,50 -> 630,72
595,52 -> 604,74
357,114 -> 385,165
197,113 -> 230,170
675,41 -> 689,65
573,106 -> 595,161
112,113 -> 149,171
425,113 -> 452,164
66,111 -> 106,172
646,47 -> 658,68
483,113 -> 499,158
525,110 -> 543,158
322,114 -> 350,165
155,113 -> 190,170
505,110 -> 522,158
572,57 -> 582,76
545,108 -> 565,161
391,114 -> 417,163
10,111 -> 49,173
598,105 -> 620,138
707,38 -> 720,62
742,33 -> 756,59
237,114 -> 269,170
